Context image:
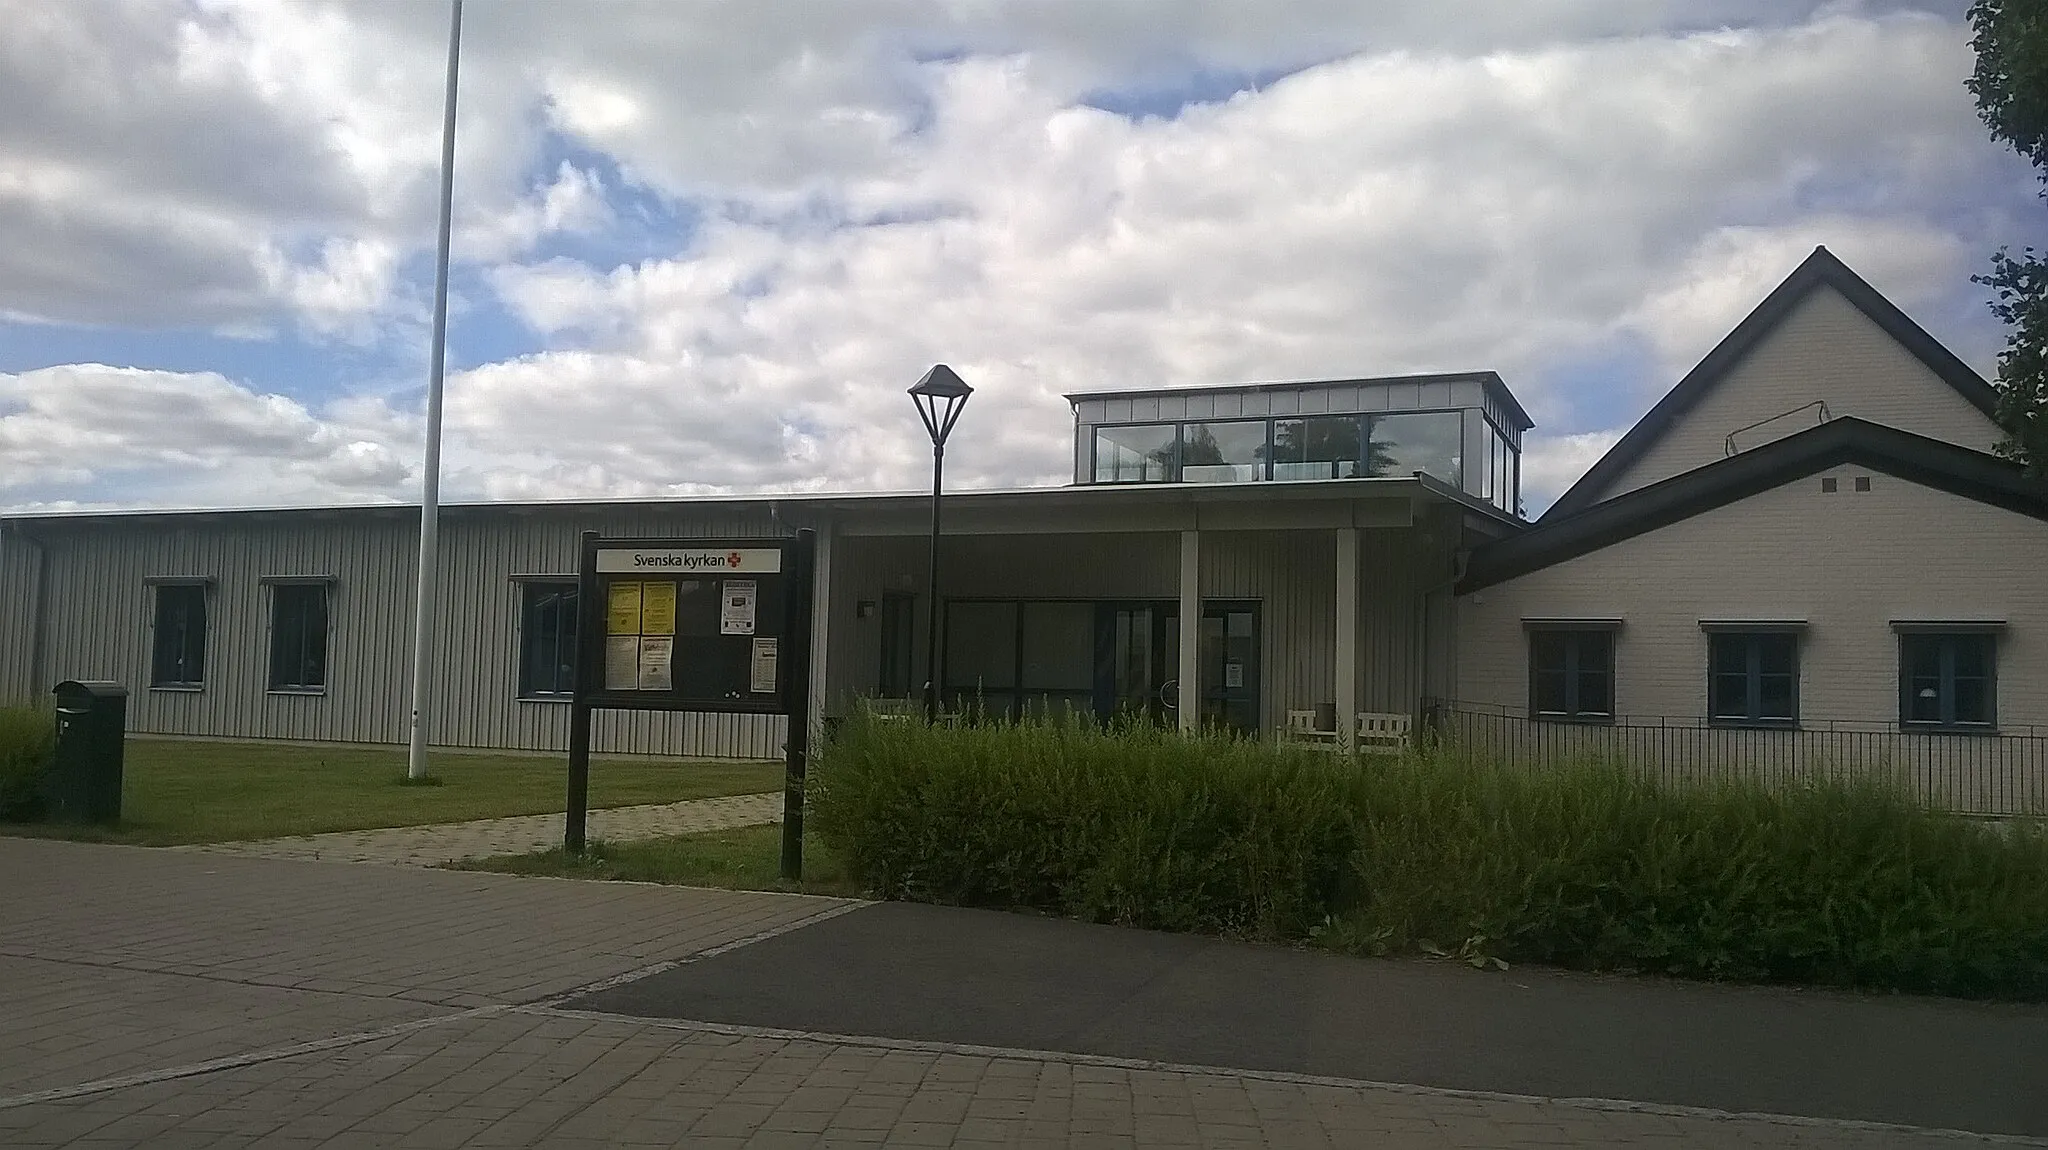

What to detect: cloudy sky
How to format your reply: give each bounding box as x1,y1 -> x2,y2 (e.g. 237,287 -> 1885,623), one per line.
0,0 -> 2036,515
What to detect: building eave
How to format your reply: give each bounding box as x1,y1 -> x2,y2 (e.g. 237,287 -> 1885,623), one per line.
1460,417 -> 2048,593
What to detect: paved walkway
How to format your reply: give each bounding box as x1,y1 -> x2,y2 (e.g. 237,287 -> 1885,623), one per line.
3,837 -> 2041,1148
184,791 -> 782,866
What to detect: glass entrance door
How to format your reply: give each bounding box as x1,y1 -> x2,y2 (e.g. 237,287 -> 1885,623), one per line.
1097,601 -> 1258,735
1105,605 -> 1175,724
1199,606 -> 1260,733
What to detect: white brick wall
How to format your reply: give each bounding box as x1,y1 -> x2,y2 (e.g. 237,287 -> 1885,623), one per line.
1455,465 -> 2048,729
1600,286 -> 2000,501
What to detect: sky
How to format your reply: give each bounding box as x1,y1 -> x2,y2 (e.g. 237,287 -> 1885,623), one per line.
0,0 -> 2038,516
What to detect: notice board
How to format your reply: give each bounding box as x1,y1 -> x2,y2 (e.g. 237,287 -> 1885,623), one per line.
573,535 -> 814,716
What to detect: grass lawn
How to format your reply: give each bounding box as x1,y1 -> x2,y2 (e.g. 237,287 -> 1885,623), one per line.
1,738 -> 784,847
450,823 -> 863,899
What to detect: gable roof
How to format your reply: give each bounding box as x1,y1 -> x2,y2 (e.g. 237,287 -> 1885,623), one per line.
1461,416 -> 2048,593
1542,246 -> 2000,521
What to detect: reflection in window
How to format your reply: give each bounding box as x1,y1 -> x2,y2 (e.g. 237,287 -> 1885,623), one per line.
1529,630 -> 1613,722
1179,421 -> 1268,483
1368,412 -> 1462,486
1900,633 -> 1995,729
1094,424 -> 1176,483
518,582 -> 578,697
1271,416 -> 1362,480
268,583 -> 329,692
1709,632 -> 1798,725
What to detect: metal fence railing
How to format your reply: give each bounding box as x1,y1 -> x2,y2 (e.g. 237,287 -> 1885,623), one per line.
1422,701 -> 2048,818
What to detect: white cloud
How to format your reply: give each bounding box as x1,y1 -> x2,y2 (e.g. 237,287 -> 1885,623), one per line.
0,365 -> 412,507
0,2 -> 2029,512
1519,429 -> 1627,512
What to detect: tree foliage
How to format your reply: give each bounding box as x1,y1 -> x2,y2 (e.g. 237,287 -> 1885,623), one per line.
1968,0 -> 2048,475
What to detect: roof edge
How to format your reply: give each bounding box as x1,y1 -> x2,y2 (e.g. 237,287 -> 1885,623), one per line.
1541,246 -> 1999,521
1461,417 -> 2048,593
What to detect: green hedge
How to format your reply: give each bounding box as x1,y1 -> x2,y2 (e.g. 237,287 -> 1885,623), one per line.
0,706 -> 55,821
812,714 -> 1362,939
811,714 -> 2048,999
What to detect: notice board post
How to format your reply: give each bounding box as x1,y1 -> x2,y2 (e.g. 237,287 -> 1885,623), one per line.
565,530 -> 816,875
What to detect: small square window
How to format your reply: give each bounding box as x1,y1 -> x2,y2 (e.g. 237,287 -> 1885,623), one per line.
1853,475 -> 1872,492
1820,477 -> 1838,493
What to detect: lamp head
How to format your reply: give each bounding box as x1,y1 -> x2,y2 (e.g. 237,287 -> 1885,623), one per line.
909,364 -> 973,448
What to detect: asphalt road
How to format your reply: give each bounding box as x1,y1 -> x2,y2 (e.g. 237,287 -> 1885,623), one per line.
575,900 -> 2048,1138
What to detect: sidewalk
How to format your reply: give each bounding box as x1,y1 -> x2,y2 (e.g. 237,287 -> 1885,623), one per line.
182,791 -> 781,866
3,837 -> 2038,1148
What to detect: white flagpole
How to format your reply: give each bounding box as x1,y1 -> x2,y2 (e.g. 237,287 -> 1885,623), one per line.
407,0 -> 462,781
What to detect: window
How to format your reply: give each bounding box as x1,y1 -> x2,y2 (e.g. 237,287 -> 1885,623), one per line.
1899,632 -> 1996,730
1094,424 -> 1176,483
1271,416 -> 1363,480
1178,420 -> 1268,483
1708,632 -> 1798,725
1528,629 -> 1614,722
1367,411 -> 1462,486
267,583 -> 329,692
877,592 -> 916,697
518,581 -> 578,697
150,583 -> 208,688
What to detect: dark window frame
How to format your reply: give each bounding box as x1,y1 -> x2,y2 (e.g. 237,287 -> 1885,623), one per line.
516,579 -> 579,700
1703,627 -> 1801,728
1091,421 -> 1181,484
1177,418 -> 1274,483
1524,621 -> 1619,723
149,581 -> 210,690
1896,630 -> 1998,732
265,579 -> 331,694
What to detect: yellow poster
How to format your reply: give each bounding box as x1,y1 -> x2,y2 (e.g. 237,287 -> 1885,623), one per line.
607,581 -> 642,636
640,581 -> 677,636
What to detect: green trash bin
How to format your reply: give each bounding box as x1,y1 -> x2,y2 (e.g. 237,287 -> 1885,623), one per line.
49,681 -> 127,824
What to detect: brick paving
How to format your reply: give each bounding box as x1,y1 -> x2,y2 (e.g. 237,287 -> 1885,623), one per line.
182,791 -> 782,866
2,835 -> 2038,1148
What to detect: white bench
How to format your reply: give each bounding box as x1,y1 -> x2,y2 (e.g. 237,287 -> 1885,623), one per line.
1354,712 -> 1412,755
1283,709 -> 1342,751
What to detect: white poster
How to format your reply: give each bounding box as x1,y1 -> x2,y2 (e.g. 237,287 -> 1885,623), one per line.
750,637 -> 778,693
638,636 -> 673,691
604,636 -> 641,690
722,579 -> 758,636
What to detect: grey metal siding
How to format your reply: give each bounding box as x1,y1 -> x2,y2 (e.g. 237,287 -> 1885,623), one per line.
427,505 -> 798,759
39,515 -> 417,743
0,527 -> 40,704
23,506 -> 807,758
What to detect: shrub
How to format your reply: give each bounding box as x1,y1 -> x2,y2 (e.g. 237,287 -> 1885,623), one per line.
0,705 -> 56,821
1335,754 -> 2048,998
810,711 -> 1362,939
813,713 -> 2048,999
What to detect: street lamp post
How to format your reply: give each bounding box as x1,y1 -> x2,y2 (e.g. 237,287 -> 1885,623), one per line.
908,365 -> 972,724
